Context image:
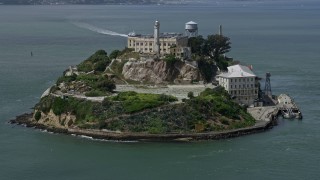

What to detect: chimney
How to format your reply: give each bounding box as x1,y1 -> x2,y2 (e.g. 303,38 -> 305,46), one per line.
154,20 -> 160,56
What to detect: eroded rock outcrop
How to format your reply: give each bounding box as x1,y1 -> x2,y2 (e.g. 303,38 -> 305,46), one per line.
35,110 -> 76,129
122,59 -> 202,84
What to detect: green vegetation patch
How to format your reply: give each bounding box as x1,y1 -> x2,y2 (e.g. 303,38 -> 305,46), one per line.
71,73 -> 115,93
111,91 -> 177,113
34,111 -> 41,121
35,96 -> 99,124
103,87 -> 255,133
77,50 -> 111,73
117,48 -> 139,60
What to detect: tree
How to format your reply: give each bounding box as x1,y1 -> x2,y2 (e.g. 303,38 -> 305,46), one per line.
197,58 -> 217,83
188,36 -> 205,55
204,34 -> 231,62
109,50 -> 121,60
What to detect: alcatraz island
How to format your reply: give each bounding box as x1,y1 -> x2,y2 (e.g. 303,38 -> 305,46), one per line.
10,21 -> 302,141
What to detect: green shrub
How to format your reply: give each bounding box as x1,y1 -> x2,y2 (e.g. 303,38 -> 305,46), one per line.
221,117 -> 229,125
112,92 -> 177,113
52,97 -> 68,115
188,91 -> 194,99
93,60 -> 108,72
109,50 -> 121,60
96,79 -> 116,92
77,50 -> 111,73
147,118 -> 166,134
34,111 -> 41,121
102,98 -> 111,107
35,96 -> 53,113
85,90 -> 107,97
164,54 -> 179,68
56,74 -> 77,85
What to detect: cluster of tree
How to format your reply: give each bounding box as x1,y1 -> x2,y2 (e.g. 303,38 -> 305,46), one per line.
188,34 -> 232,82
77,49 -> 111,73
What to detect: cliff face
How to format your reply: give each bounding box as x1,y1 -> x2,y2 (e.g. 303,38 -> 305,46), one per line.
35,110 -> 76,129
122,59 -> 201,84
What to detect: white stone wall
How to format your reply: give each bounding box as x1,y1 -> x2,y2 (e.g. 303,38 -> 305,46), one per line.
219,76 -> 258,105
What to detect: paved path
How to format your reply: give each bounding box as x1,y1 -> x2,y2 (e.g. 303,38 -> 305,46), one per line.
247,106 -> 278,127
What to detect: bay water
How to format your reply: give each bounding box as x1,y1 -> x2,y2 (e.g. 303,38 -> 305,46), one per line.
1,1 -> 320,179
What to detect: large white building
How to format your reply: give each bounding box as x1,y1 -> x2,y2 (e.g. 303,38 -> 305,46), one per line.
217,65 -> 259,106
127,21 -> 191,59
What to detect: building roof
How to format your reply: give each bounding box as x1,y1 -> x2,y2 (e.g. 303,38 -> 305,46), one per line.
128,32 -> 186,39
218,64 -> 256,78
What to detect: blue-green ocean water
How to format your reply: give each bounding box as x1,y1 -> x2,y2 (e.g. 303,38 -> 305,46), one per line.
1,1 -> 320,179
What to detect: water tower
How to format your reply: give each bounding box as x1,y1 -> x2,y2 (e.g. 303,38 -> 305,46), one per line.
185,21 -> 198,37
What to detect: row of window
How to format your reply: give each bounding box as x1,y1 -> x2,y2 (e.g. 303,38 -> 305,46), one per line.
230,78 -> 254,83
230,84 -> 254,89
130,42 -> 175,47
135,48 -> 170,52
229,90 -> 258,96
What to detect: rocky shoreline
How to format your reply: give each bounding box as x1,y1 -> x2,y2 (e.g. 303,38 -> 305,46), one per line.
9,113 -> 278,142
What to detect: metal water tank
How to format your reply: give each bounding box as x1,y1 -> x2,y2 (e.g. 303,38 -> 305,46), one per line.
185,21 -> 198,33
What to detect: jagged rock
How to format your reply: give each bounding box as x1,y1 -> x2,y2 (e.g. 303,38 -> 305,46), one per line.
122,59 -> 202,84
36,110 -> 76,128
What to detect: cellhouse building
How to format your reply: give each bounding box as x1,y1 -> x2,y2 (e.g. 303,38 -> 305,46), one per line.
127,21 -> 192,59
217,64 -> 259,106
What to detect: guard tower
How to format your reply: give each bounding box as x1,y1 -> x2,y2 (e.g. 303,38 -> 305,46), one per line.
185,21 -> 198,37
264,72 -> 272,97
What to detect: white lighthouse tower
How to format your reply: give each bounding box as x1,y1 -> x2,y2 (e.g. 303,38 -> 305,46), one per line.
154,20 -> 160,56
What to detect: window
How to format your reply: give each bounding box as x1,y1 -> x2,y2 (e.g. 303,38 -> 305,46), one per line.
235,79 -> 237,82
231,85 -> 233,89
231,79 -> 233,82
235,85 -> 237,88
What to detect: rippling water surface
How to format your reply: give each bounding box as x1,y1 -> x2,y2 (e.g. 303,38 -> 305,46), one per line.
1,1 -> 320,179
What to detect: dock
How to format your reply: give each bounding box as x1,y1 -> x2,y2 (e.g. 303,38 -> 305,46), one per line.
248,93 -> 302,128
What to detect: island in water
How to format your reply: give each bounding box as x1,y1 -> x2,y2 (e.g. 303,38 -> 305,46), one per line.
10,21 -> 302,141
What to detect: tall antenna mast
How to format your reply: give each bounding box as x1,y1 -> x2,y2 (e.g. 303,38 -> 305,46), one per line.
219,25 -> 222,35
264,72 -> 272,97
